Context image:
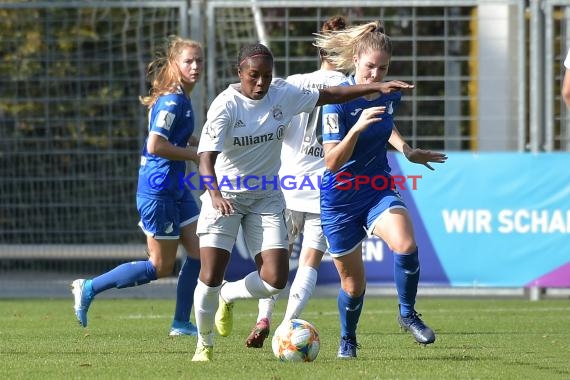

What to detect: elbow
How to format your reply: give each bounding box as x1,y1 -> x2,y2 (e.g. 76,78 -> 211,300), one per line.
563,78 -> 570,107
147,135 -> 166,156
198,152 -> 217,175
146,140 -> 158,155
324,157 -> 341,173
147,140 -> 161,156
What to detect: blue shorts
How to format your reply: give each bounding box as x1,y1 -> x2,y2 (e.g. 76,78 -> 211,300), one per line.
322,190 -> 406,256
136,191 -> 200,240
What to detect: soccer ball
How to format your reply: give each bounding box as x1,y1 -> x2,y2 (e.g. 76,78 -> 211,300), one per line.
271,318 -> 320,362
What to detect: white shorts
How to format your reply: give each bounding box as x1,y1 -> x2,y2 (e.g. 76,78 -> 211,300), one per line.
285,209 -> 327,253
197,191 -> 288,256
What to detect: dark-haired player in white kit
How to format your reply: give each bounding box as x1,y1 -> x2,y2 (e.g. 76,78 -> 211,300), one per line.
243,15 -> 350,349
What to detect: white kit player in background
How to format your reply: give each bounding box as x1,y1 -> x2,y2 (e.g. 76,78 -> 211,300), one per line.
191,42 -> 413,362
243,15 -> 351,349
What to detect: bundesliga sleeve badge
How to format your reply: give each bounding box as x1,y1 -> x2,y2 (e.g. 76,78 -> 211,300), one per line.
323,113 -> 339,134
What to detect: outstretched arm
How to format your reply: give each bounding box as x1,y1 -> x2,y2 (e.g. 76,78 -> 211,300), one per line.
388,126 -> 447,170
316,80 -> 413,106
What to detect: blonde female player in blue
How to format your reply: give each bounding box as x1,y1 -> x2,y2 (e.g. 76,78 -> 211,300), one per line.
191,42 -> 413,361
72,36 -> 203,336
315,21 -> 447,358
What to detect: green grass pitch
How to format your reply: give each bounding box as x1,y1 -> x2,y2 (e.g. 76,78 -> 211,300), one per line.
1,297 -> 569,379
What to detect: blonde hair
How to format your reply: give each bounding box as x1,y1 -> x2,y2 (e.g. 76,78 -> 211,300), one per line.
313,21 -> 392,73
139,35 -> 202,108
319,15 -> 349,63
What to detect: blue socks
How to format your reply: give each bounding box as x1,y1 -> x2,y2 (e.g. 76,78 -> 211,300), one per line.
394,249 -> 420,317
338,288 -> 364,338
173,256 -> 200,323
91,260 -> 157,295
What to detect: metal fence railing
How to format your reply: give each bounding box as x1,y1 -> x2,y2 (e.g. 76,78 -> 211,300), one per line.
0,0 -> 189,244
542,0 -> 570,151
204,0 -> 526,152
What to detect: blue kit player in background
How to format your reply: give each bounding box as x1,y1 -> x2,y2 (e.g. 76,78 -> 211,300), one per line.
71,36 -> 203,336
315,21 -> 447,357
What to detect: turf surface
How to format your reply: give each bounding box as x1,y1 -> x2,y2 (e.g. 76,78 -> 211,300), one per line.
1,297 -> 569,379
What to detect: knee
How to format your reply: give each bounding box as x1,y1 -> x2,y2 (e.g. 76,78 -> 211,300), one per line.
154,263 -> 175,279
388,238 -> 417,255
147,243 -> 178,278
263,276 -> 288,290
199,271 -> 223,287
149,257 -> 175,278
257,254 -> 289,289
340,277 -> 366,297
260,270 -> 288,290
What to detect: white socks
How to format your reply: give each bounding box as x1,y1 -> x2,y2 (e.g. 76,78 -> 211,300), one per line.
193,279 -> 220,347
257,294 -> 279,322
220,271 -> 281,303
210,266 -> 318,334
283,266 -> 317,321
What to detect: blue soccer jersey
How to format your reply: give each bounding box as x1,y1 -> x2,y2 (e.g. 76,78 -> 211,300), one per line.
137,88 -> 194,200
320,78 -> 402,243
321,79 -> 401,203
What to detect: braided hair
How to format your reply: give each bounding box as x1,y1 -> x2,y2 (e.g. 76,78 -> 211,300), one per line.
237,43 -> 274,69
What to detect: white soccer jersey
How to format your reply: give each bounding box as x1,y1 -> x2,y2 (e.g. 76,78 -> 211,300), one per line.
279,70 -> 347,213
198,78 -> 320,197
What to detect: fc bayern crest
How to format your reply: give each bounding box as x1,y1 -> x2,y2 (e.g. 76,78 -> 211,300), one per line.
272,106 -> 283,121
